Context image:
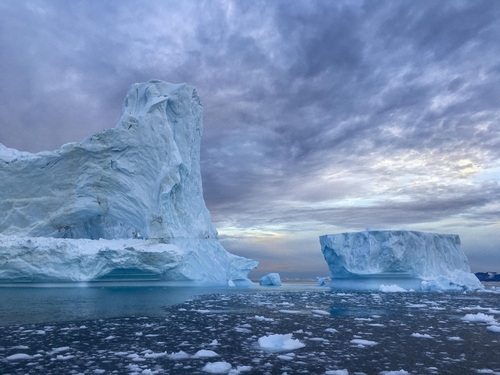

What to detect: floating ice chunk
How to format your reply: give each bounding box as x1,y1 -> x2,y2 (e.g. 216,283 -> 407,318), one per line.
350,339 -> 378,346
325,328 -> 339,333
411,333 -> 433,339
448,336 -> 463,341
144,352 -> 167,359
311,309 -> 330,315
259,273 -> 282,286
6,353 -> 33,360
194,349 -> 219,358
379,284 -> 407,292
258,334 -> 305,351
254,315 -> 274,322
168,351 -> 190,360
229,366 -> 252,374
202,361 -> 232,373
461,313 -> 496,323
487,325 -> 500,333
325,370 -> 349,375
380,371 -> 410,375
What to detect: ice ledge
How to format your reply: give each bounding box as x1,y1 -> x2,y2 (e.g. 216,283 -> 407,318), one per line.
0,235 -> 258,285
320,230 -> 482,291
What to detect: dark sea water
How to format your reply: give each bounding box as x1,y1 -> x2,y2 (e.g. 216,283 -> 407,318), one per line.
1,282 -> 499,374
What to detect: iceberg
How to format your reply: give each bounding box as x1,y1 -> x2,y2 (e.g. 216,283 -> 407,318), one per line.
320,230 -> 482,291
0,80 -> 258,284
259,273 -> 282,286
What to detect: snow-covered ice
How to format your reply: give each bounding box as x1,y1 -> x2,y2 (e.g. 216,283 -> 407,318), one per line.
0,80 -> 257,284
320,230 -> 482,291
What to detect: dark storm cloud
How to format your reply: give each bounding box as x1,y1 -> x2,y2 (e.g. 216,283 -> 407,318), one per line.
0,0 -> 499,271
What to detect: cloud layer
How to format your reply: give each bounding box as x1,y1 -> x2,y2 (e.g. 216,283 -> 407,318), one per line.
1,0 -> 499,276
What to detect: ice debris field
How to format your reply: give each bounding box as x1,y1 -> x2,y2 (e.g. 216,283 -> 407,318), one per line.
1,286 -> 500,375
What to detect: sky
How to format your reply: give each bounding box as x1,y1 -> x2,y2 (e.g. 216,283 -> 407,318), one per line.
0,0 -> 499,278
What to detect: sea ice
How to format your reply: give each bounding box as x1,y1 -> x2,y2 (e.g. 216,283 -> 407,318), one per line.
0,80 -> 258,284
320,230 -> 482,291
257,333 -> 305,351
259,273 -> 282,286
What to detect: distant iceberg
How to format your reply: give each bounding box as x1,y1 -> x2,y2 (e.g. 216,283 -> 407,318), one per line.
259,273 -> 282,286
0,80 -> 258,284
320,230 -> 482,291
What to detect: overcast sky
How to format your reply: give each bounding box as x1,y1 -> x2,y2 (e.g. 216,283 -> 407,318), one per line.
1,0 -> 499,278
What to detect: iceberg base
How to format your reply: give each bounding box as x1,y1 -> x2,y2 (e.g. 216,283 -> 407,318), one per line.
0,235 -> 258,286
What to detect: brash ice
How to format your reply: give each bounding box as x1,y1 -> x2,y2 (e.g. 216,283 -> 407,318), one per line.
0,80 -> 258,284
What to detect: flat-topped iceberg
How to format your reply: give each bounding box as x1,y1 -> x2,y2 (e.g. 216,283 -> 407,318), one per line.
320,230 -> 482,291
0,80 -> 258,284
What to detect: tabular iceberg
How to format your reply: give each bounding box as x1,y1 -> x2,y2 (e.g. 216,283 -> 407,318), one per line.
320,230 -> 482,291
0,80 -> 258,284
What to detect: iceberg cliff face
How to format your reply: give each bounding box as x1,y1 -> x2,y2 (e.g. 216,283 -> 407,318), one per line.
0,80 -> 258,284
320,230 -> 482,291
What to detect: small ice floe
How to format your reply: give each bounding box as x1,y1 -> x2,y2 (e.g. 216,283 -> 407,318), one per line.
193,349 -> 219,358
6,353 -> 33,361
235,327 -> 251,333
461,313 -> 497,323
325,328 -> 339,333
278,310 -> 301,314
311,309 -> 330,315
411,333 -> 433,339
202,361 -> 232,373
167,351 -> 190,360
380,370 -> 410,375
379,284 -> 407,292
34,330 -> 46,335
487,325 -> 500,333
143,352 -> 167,359
448,336 -> 463,341
325,370 -> 349,375
48,346 -> 71,355
54,354 -> 75,360
350,338 -> 378,346
254,315 -> 274,322
258,333 -> 305,351
277,353 -> 295,361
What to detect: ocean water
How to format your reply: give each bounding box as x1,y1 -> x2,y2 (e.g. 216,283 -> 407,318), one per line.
1,282 -> 499,374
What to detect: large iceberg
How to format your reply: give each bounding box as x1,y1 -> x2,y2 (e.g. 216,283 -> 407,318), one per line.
320,230 -> 482,291
0,80 -> 257,284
